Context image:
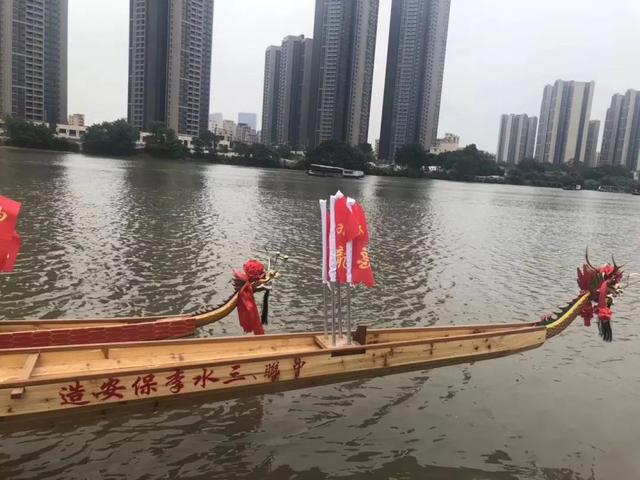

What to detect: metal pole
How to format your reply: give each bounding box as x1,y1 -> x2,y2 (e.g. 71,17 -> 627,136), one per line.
346,285 -> 352,344
322,283 -> 328,337
330,282 -> 337,345
337,283 -> 343,338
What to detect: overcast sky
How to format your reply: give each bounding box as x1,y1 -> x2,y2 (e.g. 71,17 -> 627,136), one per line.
69,0 -> 640,152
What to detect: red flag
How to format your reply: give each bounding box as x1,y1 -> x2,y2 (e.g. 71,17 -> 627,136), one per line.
0,234 -> 21,272
0,195 -> 21,236
350,202 -> 374,287
0,195 -> 22,273
334,196 -> 359,283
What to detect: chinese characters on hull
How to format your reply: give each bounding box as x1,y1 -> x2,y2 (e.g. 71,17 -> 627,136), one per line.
56,357 -> 308,407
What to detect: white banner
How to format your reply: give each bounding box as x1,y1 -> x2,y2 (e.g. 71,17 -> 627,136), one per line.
319,199 -> 327,284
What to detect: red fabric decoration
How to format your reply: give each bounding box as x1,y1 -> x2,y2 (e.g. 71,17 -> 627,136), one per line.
599,265 -> 614,277
350,202 -> 375,287
233,259 -> 266,335
243,259 -> 265,282
237,281 -> 264,335
596,281 -> 612,323
596,307 -> 612,322
581,303 -> 593,326
0,195 -> 22,273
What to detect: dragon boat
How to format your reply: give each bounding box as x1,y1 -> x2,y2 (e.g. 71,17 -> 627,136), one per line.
0,253 -> 625,425
0,260 -> 278,349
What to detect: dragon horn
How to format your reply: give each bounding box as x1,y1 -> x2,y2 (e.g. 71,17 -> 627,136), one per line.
585,247 -> 596,270
611,254 -> 625,271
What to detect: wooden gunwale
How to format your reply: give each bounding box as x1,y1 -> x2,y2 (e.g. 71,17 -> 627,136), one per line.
0,325 -> 546,389
0,322 -> 541,355
0,273 -> 278,330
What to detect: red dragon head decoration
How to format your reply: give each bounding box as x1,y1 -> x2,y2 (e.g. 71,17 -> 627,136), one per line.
577,249 -> 624,342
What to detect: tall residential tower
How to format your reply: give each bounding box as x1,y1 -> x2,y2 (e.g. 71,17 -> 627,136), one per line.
261,36 -> 313,148
496,114 -> 537,165
599,90 -> 640,169
584,120 -> 600,167
379,0 -> 451,161
0,0 -> 68,124
534,79 -> 595,164
306,0 -> 379,147
127,0 -> 214,137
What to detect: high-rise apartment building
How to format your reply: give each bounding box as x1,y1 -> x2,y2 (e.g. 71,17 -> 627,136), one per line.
127,0 -> 214,137
0,0 -> 68,124
535,79 -> 595,164
260,35 -> 312,148
306,0 -> 379,147
238,113 -> 257,131
599,90 -> 640,170
379,0 -> 451,161
496,114 -> 537,165
261,45 -> 281,145
584,120 -> 600,167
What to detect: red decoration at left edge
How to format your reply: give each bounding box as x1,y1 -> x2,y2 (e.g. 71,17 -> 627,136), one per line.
0,195 -> 22,273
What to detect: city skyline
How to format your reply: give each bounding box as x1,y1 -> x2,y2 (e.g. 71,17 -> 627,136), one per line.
53,0 -> 640,151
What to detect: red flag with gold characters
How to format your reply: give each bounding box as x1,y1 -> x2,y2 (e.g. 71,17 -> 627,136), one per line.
334,196 -> 359,284
0,195 -> 22,273
350,202 -> 374,287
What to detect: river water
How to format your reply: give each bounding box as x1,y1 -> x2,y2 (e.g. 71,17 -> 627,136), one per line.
1,149 -> 639,479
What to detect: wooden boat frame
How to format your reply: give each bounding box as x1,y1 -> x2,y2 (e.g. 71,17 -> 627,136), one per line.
0,293 -> 589,424
0,274 -> 277,349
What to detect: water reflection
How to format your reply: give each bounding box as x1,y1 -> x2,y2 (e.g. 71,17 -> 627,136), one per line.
1,150 -> 640,478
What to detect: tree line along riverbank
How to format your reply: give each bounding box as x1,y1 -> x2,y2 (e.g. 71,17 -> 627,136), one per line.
2,117 -> 638,192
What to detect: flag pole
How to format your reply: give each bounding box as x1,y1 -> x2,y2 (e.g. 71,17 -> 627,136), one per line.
328,193 -> 341,346
319,199 -> 329,338
330,283 -> 337,345
337,282 -> 343,338
346,284 -> 352,344
323,284 -> 328,338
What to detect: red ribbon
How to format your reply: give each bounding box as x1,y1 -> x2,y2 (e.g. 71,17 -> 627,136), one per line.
237,281 -> 264,335
580,302 -> 593,326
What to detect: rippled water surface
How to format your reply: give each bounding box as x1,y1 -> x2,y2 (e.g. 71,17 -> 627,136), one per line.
1,149 -> 640,479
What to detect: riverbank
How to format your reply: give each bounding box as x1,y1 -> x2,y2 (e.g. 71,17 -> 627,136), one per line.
3,144 -> 637,194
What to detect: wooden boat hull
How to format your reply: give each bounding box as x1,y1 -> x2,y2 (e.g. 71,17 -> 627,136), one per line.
0,275 -> 274,348
0,323 -> 546,423
0,293 -> 588,424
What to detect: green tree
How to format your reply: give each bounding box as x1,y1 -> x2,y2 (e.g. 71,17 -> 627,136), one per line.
275,144 -> 291,159
144,123 -> 188,159
437,144 -> 501,180
82,119 -> 139,156
357,142 -> 376,164
4,116 -> 79,152
395,143 -> 427,170
305,140 -> 366,170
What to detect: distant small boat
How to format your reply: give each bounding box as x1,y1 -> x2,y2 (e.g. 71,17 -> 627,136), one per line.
631,189 -> 640,196
562,184 -> 582,191
307,164 -> 364,179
